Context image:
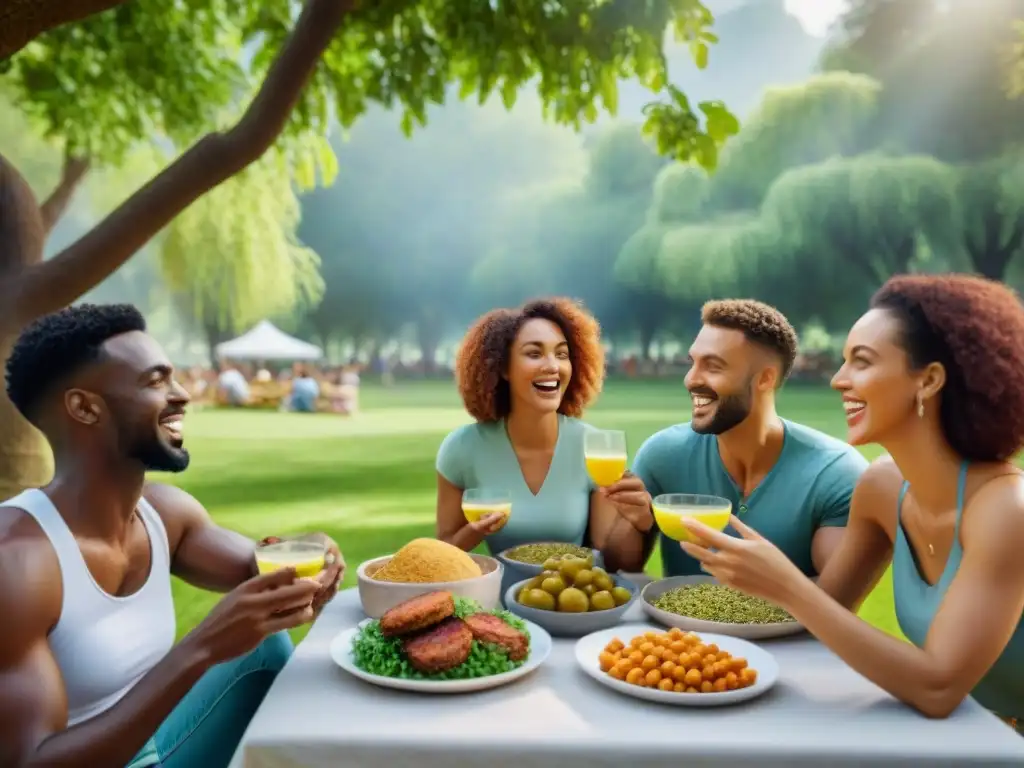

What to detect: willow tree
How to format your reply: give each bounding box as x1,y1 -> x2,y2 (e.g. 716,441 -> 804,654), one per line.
163,148 -> 324,361
706,71 -> 882,212
0,0 -> 736,496
759,153 -> 961,285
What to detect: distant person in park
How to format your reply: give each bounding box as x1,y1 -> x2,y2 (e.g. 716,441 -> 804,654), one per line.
435,297 -> 653,578
632,299 -> 867,578
216,359 -> 250,407
0,304 -> 345,768
680,275 -> 1024,726
288,363 -> 320,413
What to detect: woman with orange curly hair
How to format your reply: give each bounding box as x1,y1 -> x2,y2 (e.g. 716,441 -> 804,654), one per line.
681,274 -> 1024,726
435,298 -> 654,582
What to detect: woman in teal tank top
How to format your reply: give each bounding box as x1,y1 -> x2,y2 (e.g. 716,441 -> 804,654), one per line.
434,298 -> 655,586
678,275 -> 1024,727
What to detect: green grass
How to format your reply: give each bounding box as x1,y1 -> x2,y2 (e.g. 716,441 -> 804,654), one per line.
160,379 -> 901,643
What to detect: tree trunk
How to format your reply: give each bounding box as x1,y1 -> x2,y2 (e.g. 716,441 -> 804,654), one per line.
0,338 -> 54,500
0,0 -> 131,61
204,319 -> 230,368
0,0 -> 357,497
967,214 -> 1024,281
40,153 -> 90,233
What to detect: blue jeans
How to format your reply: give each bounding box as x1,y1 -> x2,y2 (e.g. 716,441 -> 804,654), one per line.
128,632 -> 293,768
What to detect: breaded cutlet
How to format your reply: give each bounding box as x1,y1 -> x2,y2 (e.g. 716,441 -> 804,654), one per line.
463,613 -> 529,661
379,590 -> 455,637
403,617 -> 474,674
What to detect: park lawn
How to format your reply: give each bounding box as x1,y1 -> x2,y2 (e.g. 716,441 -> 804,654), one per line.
156,379 -> 903,644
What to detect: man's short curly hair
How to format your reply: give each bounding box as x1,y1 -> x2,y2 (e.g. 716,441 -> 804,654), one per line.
455,297 -> 605,422
701,299 -> 798,383
5,303 -> 146,424
871,274 -> 1024,463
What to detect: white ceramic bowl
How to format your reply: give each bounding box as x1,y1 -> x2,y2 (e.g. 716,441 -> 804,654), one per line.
356,553 -> 504,618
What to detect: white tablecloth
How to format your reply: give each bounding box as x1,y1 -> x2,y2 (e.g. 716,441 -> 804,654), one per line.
229,588 -> 1024,767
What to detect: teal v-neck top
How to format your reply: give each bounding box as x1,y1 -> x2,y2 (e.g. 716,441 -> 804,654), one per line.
436,415 -> 596,559
633,419 -> 867,578
894,462 -> 1024,719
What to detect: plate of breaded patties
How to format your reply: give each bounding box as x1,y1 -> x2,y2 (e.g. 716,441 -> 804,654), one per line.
330,590 -> 552,692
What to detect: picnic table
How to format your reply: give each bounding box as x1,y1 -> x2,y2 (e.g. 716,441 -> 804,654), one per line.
229,587 -> 1024,768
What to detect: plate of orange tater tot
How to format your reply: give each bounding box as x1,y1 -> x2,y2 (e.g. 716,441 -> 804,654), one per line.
574,623 -> 779,706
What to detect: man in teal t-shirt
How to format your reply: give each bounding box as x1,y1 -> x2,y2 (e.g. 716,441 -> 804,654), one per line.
633,299 -> 867,578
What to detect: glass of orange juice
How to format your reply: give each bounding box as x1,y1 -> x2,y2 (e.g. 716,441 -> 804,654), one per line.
584,429 -> 628,487
462,488 -> 512,525
254,539 -> 327,579
652,494 -> 732,542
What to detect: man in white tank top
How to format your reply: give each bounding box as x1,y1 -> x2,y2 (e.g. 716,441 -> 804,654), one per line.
0,304 -> 345,768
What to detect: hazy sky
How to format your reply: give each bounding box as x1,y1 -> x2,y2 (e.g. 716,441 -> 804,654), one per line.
785,0 -> 847,36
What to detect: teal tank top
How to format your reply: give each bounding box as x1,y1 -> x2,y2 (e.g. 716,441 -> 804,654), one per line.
893,462 -> 1024,719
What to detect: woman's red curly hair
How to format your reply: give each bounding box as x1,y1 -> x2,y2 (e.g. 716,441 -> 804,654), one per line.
455,297 -> 605,423
872,274 -> 1024,462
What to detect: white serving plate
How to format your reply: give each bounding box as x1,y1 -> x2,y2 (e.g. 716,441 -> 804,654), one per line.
575,622 -> 779,707
330,618 -> 551,693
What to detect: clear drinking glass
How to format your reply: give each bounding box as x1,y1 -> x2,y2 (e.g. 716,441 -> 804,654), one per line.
651,493 -> 732,542
584,429 -> 628,487
462,488 -> 512,524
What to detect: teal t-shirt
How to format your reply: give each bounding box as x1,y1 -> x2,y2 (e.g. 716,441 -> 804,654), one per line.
436,415 -> 596,560
633,419 -> 867,577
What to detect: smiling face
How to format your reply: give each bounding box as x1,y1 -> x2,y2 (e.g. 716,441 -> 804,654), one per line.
683,325 -> 763,435
831,308 -> 933,447
506,318 -> 572,415
69,331 -> 192,472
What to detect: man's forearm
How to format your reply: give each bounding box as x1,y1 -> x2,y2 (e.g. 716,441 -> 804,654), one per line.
28,641 -> 210,768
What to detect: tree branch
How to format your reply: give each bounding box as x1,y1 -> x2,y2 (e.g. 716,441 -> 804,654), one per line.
5,0 -> 358,328
0,0 -> 131,61
39,152 -> 90,233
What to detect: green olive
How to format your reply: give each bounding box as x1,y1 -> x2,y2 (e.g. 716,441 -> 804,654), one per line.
611,586 -> 632,606
590,590 -> 616,611
592,572 -> 614,592
520,588 -> 556,611
573,568 -> 594,588
557,558 -> 586,580
557,587 -> 589,613
541,575 -> 567,596
542,557 -> 561,571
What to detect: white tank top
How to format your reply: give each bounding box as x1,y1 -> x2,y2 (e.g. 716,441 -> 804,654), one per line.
6,489 -> 177,726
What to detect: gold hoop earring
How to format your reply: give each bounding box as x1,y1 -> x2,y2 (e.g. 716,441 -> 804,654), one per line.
916,393 -> 925,418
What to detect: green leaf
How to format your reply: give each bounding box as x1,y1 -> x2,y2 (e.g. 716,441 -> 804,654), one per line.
693,42 -> 709,70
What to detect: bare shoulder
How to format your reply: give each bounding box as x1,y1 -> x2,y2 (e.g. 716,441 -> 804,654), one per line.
143,482 -> 208,518
962,469 -> 1024,553
849,455 -> 904,527
142,482 -> 211,549
0,507 -> 62,638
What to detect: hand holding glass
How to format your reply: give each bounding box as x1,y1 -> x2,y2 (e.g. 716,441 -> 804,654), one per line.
462,488 -> 512,525
254,539 -> 328,578
584,429 -> 628,487
652,494 -> 732,542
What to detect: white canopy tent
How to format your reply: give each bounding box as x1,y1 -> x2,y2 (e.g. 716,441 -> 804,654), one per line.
215,320 -> 323,361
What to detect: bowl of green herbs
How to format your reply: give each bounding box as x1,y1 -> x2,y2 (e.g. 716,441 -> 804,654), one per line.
641,576 -> 805,640
496,542 -> 604,585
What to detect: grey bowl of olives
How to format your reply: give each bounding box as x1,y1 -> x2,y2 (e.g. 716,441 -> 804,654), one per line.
503,558 -> 638,638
